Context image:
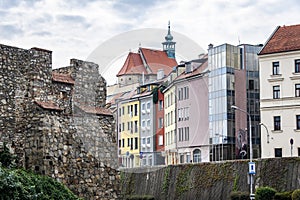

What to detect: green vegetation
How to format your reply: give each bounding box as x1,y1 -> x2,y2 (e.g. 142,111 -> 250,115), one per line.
0,166 -> 80,200
162,166 -> 170,197
125,194 -> 155,200
255,186 -> 277,200
175,164 -> 193,198
292,189 -> 300,200
0,144 -> 80,200
229,191 -> 249,200
274,191 -> 292,200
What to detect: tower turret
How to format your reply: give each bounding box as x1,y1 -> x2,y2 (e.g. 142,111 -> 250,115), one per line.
162,21 -> 176,58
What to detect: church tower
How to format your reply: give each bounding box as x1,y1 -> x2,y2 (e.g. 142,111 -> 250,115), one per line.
162,21 -> 176,58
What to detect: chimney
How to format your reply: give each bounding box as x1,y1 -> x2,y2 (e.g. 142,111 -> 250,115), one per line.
157,69 -> 164,80
185,62 -> 192,74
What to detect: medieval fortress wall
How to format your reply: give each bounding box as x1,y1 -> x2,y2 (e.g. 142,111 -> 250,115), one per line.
0,44 -> 120,199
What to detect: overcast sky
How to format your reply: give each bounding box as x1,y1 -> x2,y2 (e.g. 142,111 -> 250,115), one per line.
1,0 -> 300,84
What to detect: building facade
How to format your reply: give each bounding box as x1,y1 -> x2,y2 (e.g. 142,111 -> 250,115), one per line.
117,94 -> 140,168
175,59 -> 210,163
259,24 -> 300,158
208,43 -> 261,161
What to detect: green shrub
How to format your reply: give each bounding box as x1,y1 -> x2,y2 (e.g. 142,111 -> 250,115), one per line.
230,191 -> 249,200
274,191 -> 292,200
255,186 -> 277,200
0,166 -> 80,200
292,189 -> 300,200
126,195 -> 155,200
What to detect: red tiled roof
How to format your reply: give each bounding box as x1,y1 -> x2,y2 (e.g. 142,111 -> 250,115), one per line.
52,72 -> 75,84
117,52 -> 146,76
78,105 -> 113,116
259,24 -> 300,55
116,48 -> 178,77
139,48 -> 177,74
35,101 -> 62,111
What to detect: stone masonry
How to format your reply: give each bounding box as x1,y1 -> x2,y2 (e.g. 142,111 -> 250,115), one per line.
0,44 -> 120,199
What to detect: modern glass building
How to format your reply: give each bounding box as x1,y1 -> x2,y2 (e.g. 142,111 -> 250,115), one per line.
208,43 -> 262,161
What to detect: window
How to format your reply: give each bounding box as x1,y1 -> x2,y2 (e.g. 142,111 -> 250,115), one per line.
141,103 -> 146,112
186,153 -> 191,163
142,120 -> 146,128
296,115 -> 300,130
274,116 -> 281,131
122,106 -> 124,115
178,89 -> 181,101
158,118 -> 163,128
273,85 -> 280,99
122,139 -> 125,147
122,123 -> 125,131
274,148 -> 282,157
178,109 -> 182,121
295,59 -> 300,73
180,154 -> 184,163
159,100 -> 163,110
298,148 -> 300,157
127,138 -> 130,147
130,138 -> 133,150
134,104 -> 138,116
134,121 -> 138,133
158,135 -> 163,146
147,119 -> 151,127
146,102 -> 151,111
272,61 -> 280,75
127,105 -> 130,114
134,137 -> 138,149
118,108 -> 121,116
296,84 -> 300,97
193,149 -> 201,163
118,139 -> 121,148
249,80 -> 254,90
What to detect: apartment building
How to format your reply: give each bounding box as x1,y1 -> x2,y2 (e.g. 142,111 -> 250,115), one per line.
259,24 -> 300,158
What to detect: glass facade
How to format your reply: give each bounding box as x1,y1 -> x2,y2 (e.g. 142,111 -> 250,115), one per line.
208,44 -> 261,161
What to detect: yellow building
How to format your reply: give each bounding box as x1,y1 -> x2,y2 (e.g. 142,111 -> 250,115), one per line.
163,84 -> 177,165
117,95 -> 140,168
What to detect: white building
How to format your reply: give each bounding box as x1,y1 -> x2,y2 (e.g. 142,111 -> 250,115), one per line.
259,24 -> 300,158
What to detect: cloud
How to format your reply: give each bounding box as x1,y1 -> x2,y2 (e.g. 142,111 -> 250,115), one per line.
0,0 -> 300,83
0,24 -> 23,39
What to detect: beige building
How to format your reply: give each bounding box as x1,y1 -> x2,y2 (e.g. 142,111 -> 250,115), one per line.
259,24 -> 300,158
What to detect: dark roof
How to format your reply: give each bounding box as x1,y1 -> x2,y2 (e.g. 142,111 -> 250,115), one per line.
52,72 -> 75,84
259,24 -> 300,55
35,101 -> 62,111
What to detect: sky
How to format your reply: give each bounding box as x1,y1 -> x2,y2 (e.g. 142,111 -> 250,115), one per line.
1,0 -> 300,85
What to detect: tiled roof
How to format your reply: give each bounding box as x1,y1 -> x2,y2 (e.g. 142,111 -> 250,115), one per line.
117,52 -> 146,76
116,48 -> 177,76
78,105 -> 113,116
52,72 -> 75,84
140,48 -> 177,74
35,101 -> 62,111
259,24 -> 300,55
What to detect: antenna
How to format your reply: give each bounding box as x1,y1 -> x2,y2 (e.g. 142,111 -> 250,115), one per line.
238,36 -> 240,45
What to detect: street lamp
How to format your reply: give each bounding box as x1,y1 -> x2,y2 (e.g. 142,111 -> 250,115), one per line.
259,122 -> 270,143
231,105 -> 255,200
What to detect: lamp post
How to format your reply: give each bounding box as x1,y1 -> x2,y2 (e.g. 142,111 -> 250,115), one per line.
259,122 -> 270,143
231,105 -> 255,200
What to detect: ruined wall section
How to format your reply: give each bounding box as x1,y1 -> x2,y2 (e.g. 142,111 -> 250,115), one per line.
70,59 -> 107,108
0,44 -> 120,199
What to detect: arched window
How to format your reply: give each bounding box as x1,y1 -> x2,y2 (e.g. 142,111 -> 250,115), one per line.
193,149 -> 201,163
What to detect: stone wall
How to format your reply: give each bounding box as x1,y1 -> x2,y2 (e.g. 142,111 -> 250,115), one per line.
0,43 -> 119,199
121,158 -> 300,200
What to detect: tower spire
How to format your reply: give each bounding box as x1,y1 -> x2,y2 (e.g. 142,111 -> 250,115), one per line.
162,21 -> 176,58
